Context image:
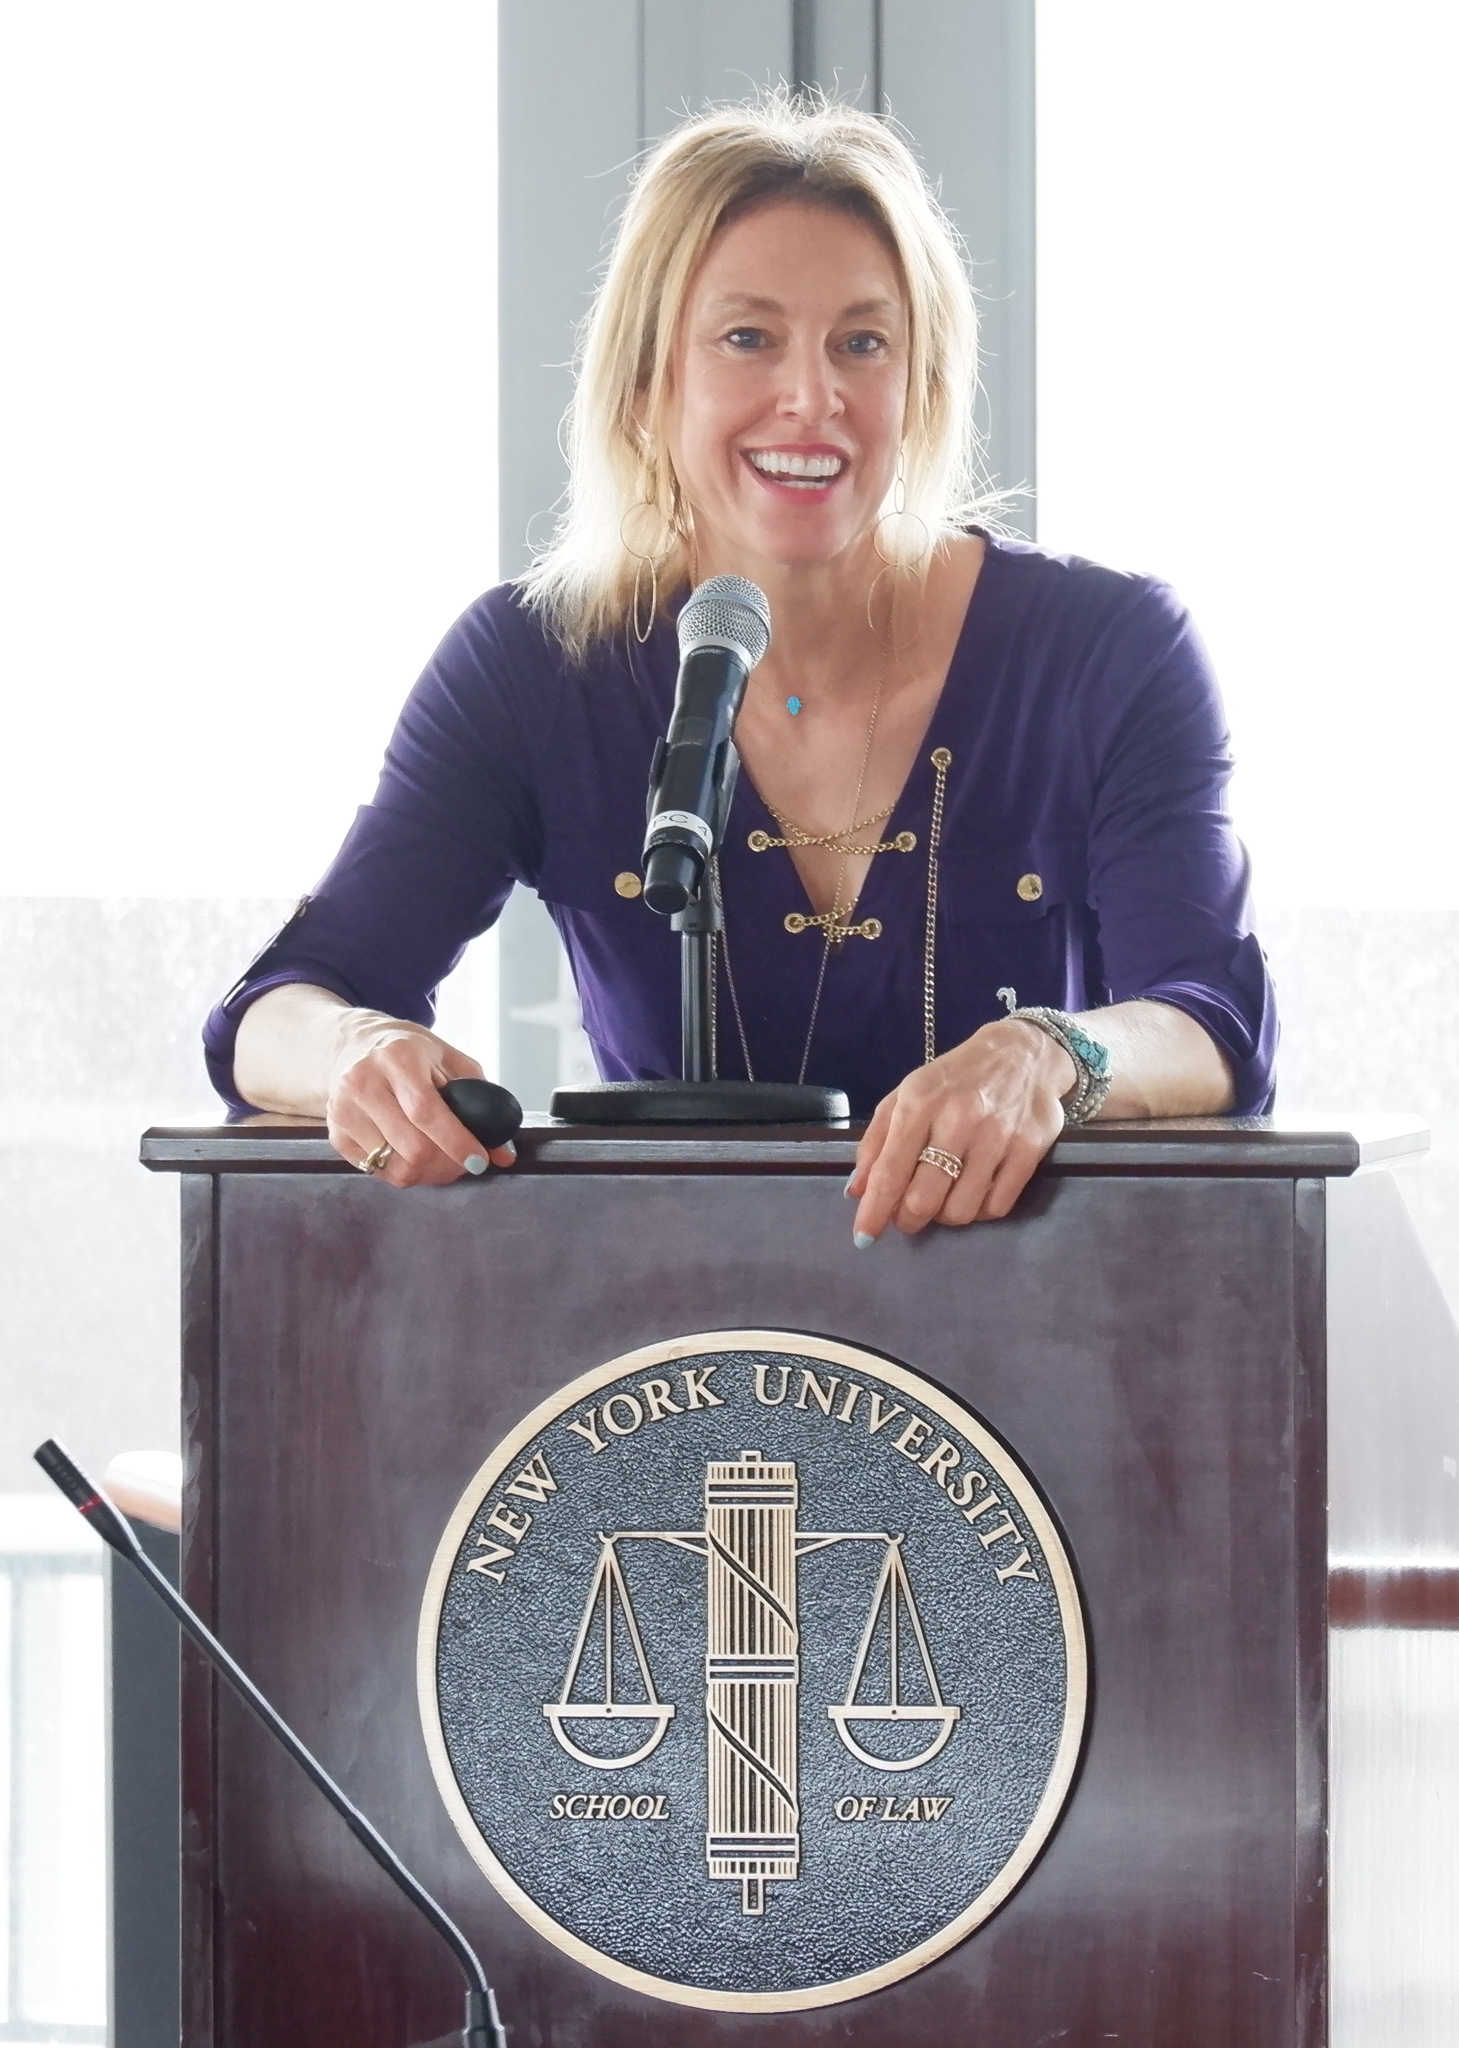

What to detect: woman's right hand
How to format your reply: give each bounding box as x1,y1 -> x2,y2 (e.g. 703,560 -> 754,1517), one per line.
326,1016 -> 517,1186
233,983 -> 517,1187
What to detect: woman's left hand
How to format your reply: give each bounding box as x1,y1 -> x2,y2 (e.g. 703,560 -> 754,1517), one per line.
846,1020 -> 1077,1239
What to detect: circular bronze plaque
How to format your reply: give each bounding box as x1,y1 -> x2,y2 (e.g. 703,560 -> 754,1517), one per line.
419,1330 -> 1087,2011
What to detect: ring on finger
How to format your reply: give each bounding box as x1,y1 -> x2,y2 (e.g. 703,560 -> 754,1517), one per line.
358,1141 -> 394,1176
917,1145 -> 963,1182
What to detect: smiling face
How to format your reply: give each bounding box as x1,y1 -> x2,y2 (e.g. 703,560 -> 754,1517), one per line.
662,197 -> 910,578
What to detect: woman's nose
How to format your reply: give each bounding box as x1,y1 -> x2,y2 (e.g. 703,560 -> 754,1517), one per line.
774,341 -> 843,422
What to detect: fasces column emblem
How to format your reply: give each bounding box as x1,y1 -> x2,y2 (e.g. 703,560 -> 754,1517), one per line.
419,1332 -> 1087,2012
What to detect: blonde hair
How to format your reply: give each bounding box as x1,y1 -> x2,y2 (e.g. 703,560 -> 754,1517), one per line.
519,91 -> 989,656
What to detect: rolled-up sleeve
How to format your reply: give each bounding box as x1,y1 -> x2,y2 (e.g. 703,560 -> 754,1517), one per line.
203,593 -> 539,1111
1085,586 -> 1277,1113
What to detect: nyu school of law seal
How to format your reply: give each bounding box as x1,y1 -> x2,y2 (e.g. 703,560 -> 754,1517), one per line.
418,1331 -> 1087,2013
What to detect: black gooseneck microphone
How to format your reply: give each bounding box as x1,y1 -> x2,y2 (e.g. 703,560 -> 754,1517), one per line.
34,1439 -> 507,2048
641,574 -> 772,915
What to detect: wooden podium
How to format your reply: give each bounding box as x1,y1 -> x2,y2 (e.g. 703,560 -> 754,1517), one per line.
142,1114 -> 1446,2048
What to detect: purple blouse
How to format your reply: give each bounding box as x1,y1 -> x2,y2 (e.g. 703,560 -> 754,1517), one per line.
205,534 -> 1277,1118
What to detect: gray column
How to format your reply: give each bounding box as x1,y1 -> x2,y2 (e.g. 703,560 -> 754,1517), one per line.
881,0 -> 1036,527
497,0 -> 640,578
642,1 -> 794,143
496,3 -> 640,1106
793,0 -> 879,111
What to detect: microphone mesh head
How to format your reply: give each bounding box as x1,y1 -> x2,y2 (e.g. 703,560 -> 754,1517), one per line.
677,574 -> 771,669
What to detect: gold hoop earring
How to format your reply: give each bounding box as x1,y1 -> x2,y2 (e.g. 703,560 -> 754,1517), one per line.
893,454 -> 908,518
864,556 -> 894,636
872,506 -> 931,570
621,503 -> 672,645
630,551 -> 659,644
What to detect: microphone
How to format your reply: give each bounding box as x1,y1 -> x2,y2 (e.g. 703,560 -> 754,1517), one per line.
440,1078 -> 522,1152
34,1439 -> 507,2048
642,574 -> 771,916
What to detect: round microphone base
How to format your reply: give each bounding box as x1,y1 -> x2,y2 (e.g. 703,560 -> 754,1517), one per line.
549,1079 -> 850,1125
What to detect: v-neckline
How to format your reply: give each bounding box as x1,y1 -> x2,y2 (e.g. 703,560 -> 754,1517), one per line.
732,536 -> 996,928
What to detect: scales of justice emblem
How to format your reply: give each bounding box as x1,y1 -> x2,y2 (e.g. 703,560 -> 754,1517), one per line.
544,1450 -> 961,1916
419,1332 -> 1087,2013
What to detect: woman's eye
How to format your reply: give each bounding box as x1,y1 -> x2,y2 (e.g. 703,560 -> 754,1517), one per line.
844,331 -> 889,357
724,327 -> 769,350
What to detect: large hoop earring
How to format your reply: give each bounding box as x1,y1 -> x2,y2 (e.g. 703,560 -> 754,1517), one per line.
872,506 -> 931,571
873,451 -> 928,572
870,466 -> 933,649
621,503 -> 673,645
630,551 -> 659,644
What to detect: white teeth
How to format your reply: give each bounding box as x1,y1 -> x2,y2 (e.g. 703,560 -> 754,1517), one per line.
747,450 -> 844,479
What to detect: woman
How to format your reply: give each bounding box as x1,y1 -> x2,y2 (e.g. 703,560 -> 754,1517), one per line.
208,95 -> 1275,1242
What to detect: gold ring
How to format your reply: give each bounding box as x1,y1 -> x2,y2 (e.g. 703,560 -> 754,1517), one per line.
917,1145 -> 963,1182
358,1141 -> 394,1176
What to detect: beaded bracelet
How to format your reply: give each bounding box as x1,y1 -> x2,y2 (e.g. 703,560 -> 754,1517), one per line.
996,988 -> 1112,1127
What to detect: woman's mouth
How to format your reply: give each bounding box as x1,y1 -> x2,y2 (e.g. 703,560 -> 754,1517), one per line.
743,449 -> 847,493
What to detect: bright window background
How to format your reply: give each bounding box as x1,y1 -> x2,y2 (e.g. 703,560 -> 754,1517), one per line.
0,6 -> 497,2035
1037,0 -> 1459,1324
1037,0 -> 1459,913
1,2 -> 498,898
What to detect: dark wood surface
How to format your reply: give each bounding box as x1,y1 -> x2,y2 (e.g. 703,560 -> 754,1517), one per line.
173,1140 -> 1360,2048
1329,1567 -> 1459,1628
142,1112 -> 1430,1177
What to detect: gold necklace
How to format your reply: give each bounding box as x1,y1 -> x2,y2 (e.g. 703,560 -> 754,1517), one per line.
717,673 -> 889,1083
744,676 -> 899,940
717,738 -> 955,1085
787,675 -> 885,1073
750,801 -> 918,858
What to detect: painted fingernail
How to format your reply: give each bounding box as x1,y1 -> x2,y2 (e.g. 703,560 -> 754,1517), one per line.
500,1140 -> 517,1161
853,1231 -> 877,1250
843,1173 -> 858,1198
464,1154 -> 488,1176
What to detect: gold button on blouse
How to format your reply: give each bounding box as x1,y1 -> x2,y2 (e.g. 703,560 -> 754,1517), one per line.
613,871 -> 642,898
1016,872 -> 1044,902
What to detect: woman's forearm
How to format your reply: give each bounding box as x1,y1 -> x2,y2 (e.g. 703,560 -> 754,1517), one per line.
849,992 -> 1235,1244
234,983 -> 504,1183
232,983 -> 428,1116
1072,999 -> 1235,1119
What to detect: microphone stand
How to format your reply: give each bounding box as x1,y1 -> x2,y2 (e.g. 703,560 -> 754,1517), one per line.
554,743 -> 850,1125
33,1440 -> 507,2048
674,882 -> 720,1084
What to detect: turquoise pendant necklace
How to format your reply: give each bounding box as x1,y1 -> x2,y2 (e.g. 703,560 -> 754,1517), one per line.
786,695 -> 803,716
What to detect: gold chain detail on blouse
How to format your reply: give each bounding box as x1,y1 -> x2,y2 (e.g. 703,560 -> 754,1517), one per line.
783,910 -> 884,943
718,741 -> 952,1082
922,746 -> 952,1063
748,802 -> 917,860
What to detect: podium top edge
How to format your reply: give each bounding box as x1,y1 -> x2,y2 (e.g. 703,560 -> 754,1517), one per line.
138,1113 -> 1431,1177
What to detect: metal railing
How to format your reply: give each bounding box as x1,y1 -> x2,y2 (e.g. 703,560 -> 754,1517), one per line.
0,1497 -> 106,2046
